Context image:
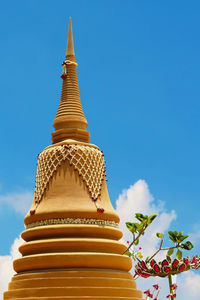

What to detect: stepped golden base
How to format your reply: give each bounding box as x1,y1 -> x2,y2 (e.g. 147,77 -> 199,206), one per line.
5,269 -> 143,300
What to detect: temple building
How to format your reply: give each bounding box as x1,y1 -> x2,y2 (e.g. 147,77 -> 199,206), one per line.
4,19 -> 143,300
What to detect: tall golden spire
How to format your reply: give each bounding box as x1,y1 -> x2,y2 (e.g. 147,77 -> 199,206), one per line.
4,19 -> 144,300
66,17 -> 75,59
52,18 -> 90,144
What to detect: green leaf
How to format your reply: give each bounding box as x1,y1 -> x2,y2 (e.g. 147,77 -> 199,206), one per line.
126,222 -> 133,230
176,249 -> 182,260
135,213 -> 145,222
124,250 -> 133,257
177,231 -> 183,237
180,241 -> 194,250
156,232 -> 164,239
126,222 -> 137,233
147,214 -> 157,225
137,252 -> 143,259
167,248 -> 174,256
134,239 -> 139,245
179,235 -> 189,242
134,223 -> 144,232
168,231 -> 177,243
176,232 -> 188,243
142,215 -> 148,224
145,256 -> 150,263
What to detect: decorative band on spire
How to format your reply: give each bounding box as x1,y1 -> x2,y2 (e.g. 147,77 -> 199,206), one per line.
26,218 -> 119,229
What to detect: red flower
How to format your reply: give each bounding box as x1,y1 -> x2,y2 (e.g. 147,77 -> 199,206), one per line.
191,256 -> 197,264
141,261 -> 148,270
179,263 -> 186,271
127,241 -> 129,244
164,266 -> 171,273
149,294 -> 153,298
61,74 -> 67,79
162,259 -> 169,266
153,284 -> 159,290
153,264 -> 160,273
30,209 -> 35,215
97,208 -> 104,213
170,284 -> 177,290
139,247 -> 142,250
172,259 -> 179,268
144,289 -> 151,296
183,258 -> 189,266
150,259 -> 156,267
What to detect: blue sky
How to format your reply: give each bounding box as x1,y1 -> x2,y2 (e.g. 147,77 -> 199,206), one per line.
0,1 -> 200,296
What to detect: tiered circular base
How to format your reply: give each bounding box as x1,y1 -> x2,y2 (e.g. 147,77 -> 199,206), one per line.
5,269 -> 143,300
4,223 -> 144,300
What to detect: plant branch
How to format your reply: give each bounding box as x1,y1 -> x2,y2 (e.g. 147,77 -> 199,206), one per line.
168,274 -> 174,300
148,238 -> 164,261
148,241 -> 179,262
123,225 -> 147,255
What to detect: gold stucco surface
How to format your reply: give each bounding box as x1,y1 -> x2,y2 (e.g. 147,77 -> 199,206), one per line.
4,18 -> 144,300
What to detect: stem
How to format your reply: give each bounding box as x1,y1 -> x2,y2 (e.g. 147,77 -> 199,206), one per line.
168,274 -> 174,300
148,242 -> 179,262
161,246 -> 178,251
156,290 -> 161,299
123,226 -> 147,254
152,288 -> 156,297
148,239 -> 163,261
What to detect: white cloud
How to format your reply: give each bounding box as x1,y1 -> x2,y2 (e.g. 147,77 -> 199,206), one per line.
116,179 -> 176,258
178,271 -> 200,299
0,190 -> 33,214
189,223 -> 200,246
0,237 -> 23,299
0,188 -> 32,296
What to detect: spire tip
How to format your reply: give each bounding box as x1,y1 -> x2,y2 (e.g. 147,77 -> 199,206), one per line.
66,17 -> 75,57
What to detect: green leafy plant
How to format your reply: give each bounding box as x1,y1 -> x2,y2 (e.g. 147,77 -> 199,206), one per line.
124,213 -> 199,300
124,213 -> 157,260
148,230 -> 194,263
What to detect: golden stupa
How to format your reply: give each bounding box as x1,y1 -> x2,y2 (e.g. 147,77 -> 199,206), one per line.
4,19 -> 143,300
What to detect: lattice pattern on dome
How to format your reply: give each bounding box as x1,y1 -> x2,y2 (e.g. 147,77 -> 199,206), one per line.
34,144 -> 106,206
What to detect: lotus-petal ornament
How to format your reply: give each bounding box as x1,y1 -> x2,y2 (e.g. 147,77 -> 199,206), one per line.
135,256 -> 200,278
